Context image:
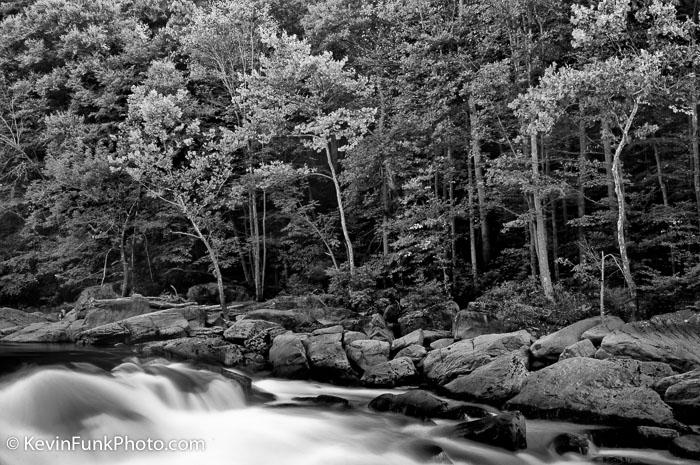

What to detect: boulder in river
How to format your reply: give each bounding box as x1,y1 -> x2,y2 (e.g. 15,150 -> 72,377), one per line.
530,316 -> 601,361
303,332 -> 356,382
663,377 -> 700,424
78,306 -> 205,346
2,319 -> 77,343
269,333 -> 309,378
0,307 -> 48,330
440,411 -> 527,451
670,435 -> 700,460
504,357 -> 677,427
599,319 -> 700,372
424,330 -> 533,385
361,357 -> 417,387
140,336 -> 243,366
343,331 -> 368,346
241,309 -> 320,332
443,349 -> 529,404
369,389 -> 495,420
395,344 -> 427,367
346,339 -> 390,371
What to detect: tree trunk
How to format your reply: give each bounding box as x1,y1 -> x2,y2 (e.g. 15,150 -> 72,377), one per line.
447,146 -> 457,284
612,101 -> 640,319
119,228 -> 130,297
249,187 -> 263,301
691,90 -> 700,231
601,118 -> 616,210
578,105 -> 587,261
545,139 -> 560,281
326,139 -> 355,274
382,165 -> 390,257
468,96 -> 491,263
531,133 -> 554,300
190,218 -> 227,314
653,144 -> 669,207
467,152 -> 479,287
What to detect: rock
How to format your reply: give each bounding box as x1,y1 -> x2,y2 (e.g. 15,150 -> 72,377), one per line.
653,369 -> 700,395
140,337 -> 243,366
453,310 -> 504,341
580,316 -> 625,345
559,339 -> 596,360
424,330 -> 533,385
423,330 -> 453,345
664,378 -> 700,424
304,332 -> 356,381
189,327 -> 224,337
550,433 -> 589,455
530,316 -> 601,361
397,301 -> 458,336
652,310 -> 700,324
363,314 -> 394,343
599,319 -> 700,372
430,338 -> 454,350
343,331 -> 368,346
369,390 -> 494,420
346,339 -> 390,371
186,282 -> 249,304
79,296 -> 152,330
441,411 -> 527,451
242,309 -> 319,332
311,325 -> 344,335
0,307 -> 48,329
443,350 -> 529,404
223,319 -> 282,344
289,395 -> 351,411
670,435 -> 700,460
504,357 -> 677,427
361,357 -> 417,387
78,307 -> 205,346
395,344 -> 427,367
2,319 -> 76,343
635,426 -> 679,449
392,329 -> 424,353
269,333 -> 309,378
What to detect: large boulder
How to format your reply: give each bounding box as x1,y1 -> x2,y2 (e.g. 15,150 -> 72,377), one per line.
303,332 -> 356,381
346,339 -> 390,371
580,316 -> 625,345
397,301 -> 458,336
599,319 -> 700,372
361,357 -> 418,387
78,307 -> 205,346
505,357 -> 677,427
369,390 -> 495,420
395,344 -> 427,367
559,339 -> 596,360
530,316 -> 601,361
670,435 -> 700,460
269,333 -> 309,378
440,411 -> 527,451
663,377 -> 700,424
391,329 -> 423,353
78,295 -> 153,329
186,282 -> 249,304
139,337 -> 243,366
343,331 -> 368,346
453,310 -> 505,341
223,319 -> 282,344
424,330 -> 533,385
2,319 -> 78,343
0,307 -> 48,330
443,350 -> 529,404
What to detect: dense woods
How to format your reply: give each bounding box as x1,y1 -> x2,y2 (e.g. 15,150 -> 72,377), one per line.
1,0 -> 700,322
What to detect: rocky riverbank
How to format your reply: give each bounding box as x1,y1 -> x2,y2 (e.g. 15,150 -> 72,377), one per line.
2,288 -> 700,460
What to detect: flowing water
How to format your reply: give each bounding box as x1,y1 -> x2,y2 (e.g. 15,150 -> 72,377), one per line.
0,344 -> 696,465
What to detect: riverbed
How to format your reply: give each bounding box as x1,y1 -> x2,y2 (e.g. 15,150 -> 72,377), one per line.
0,343 -> 695,465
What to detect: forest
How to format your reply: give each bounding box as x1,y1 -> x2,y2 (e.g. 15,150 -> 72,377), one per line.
1,0 -> 699,325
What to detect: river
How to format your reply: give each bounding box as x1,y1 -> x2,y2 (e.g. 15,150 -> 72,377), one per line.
0,343 -> 695,465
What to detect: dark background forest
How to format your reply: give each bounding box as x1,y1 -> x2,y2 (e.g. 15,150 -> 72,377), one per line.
1,0 -> 699,327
